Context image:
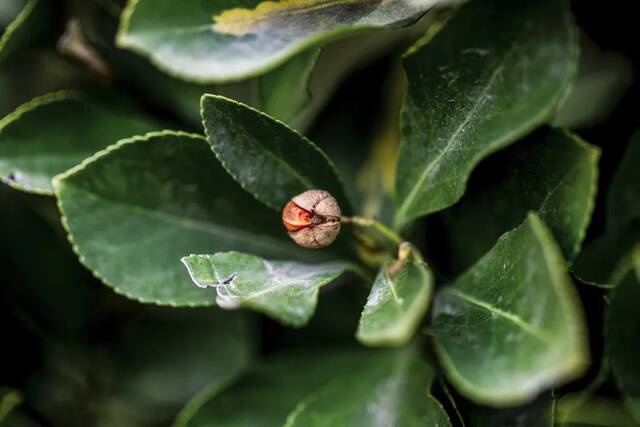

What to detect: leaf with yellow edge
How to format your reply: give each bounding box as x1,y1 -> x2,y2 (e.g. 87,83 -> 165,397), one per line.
117,0 -> 440,82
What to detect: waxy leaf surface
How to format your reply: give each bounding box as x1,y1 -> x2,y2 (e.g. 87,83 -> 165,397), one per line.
117,0 -> 439,82
356,260 -> 433,346
394,0 -> 578,228
201,94 -> 351,212
182,252 -> 349,326
0,91 -> 159,194
444,129 -> 599,273
54,131 -> 317,306
432,213 -> 588,405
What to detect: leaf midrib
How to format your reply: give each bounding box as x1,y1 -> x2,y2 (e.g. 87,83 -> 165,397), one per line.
396,20 -> 542,227
217,263 -> 344,301
445,288 -> 555,344
235,133 -> 316,193
59,180 -> 301,259
538,160 -> 585,214
396,63 -> 506,225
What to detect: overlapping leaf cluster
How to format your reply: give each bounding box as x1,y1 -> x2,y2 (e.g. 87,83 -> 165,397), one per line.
1,0 -> 639,425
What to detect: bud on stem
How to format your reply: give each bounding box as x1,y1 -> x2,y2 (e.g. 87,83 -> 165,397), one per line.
282,190 -> 406,254
282,190 -> 341,248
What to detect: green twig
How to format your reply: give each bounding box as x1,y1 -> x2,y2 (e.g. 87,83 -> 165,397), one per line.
342,216 -> 404,246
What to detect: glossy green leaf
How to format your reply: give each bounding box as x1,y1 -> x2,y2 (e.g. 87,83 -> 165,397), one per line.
0,0 -> 51,64
175,349 -> 365,427
394,0 -> 578,228
444,129 -> 599,273
356,260 -> 434,346
285,345 -> 450,427
116,0 -> 439,83
607,130 -> 640,231
54,131 -> 320,306
432,213 -> 589,405
607,246 -> 640,422
182,252 -> 349,327
0,91 -> 160,194
201,94 -> 351,212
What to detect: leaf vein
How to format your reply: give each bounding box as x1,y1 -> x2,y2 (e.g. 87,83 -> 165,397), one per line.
446,288 -> 554,344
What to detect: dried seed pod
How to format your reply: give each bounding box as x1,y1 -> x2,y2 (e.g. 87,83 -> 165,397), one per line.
282,190 -> 341,249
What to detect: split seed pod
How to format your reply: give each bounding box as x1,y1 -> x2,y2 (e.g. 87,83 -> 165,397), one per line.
282,190 -> 341,249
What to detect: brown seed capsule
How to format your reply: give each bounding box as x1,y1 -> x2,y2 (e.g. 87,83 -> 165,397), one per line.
282,190 -> 341,249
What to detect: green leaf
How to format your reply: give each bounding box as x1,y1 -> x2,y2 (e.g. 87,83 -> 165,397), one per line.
110,43 -> 320,126
607,246 -> 640,422
53,131 -> 318,306
444,129 -> 599,273
394,0 -> 579,228
432,213 -> 589,405
0,91 -> 160,194
177,346 -> 449,427
116,0 -> 439,83
175,349 -> 365,427
285,345 -> 451,427
257,48 -> 321,124
0,0 -> 51,64
607,130 -> 640,231
356,260 -> 434,346
181,252 -> 349,327
574,129 -> 640,286
201,94 -> 351,212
